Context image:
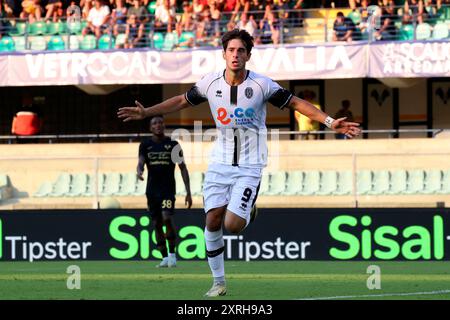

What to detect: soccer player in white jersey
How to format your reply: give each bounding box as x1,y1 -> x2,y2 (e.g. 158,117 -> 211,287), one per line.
118,29 -> 361,297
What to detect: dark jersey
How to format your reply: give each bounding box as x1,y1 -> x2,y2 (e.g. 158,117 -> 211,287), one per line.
139,137 -> 182,198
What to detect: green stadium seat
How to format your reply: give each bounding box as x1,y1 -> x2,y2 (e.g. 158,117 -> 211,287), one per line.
284,171 -> 303,195
13,36 -> 27,51
190,172 -> 203,196
9,22 -> 28,36
423,169 -> 442,194
29,36 -> 47,51
399,24 -> 414,41
334,170 -> 353,195
101,172 -> 121,196
151,32 -> 164,49
266,171 -> 286,195
317,170 -> 338,195
178,31 -> 195,49
369,170 -> 390,195
175,170 -> 186,196
68,35 -> 80,50
163,31 -> 178,51
80,35 -> 97,50
49,173 -> 71,197
258,173 -> 270,195
416,23 -> 432,40
66,20 -> 82,34
147,1 -> 157,14
347,10 -> 361,25
98,34 -> 114,50
388,169 -> 407,194
46,21 -> 66,35
115,33 -> 127,47
299,171 -> 320,195
356,170 -> 372,195
439,169 -> 450,194
34,181 -> 53,198
85,173 -> 105,196
0,36 -> 15,52
29,21 -> 47,35
117,172 -> 138,196
67,173 -> 88,197
432,22 -> 449,40
405,169 -> 425,194
47,35 -> 65,50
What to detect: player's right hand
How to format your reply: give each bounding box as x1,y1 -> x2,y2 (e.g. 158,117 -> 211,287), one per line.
136,167 -> 144,181
117,100 -> 146,122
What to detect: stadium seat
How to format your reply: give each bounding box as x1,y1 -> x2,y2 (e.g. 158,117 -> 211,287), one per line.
0,174 -> 11,200
439,169 -> 450,194
299,171 -> 320,195
49,173 -> 71,197
317,170 -> 338,195
29,21 -> 47,35
85,173 -> 105,196
334,170 -> 353,195
266,171 -> 287,195
67,173 -> 88,197
163,31 -> 178,51
369,170 -> 390,195
258,173 -> 270,195
190,172 -> 203,196
178,31 -> 195,49
66,21 -> 82,34
432,22 -> 449,40
80,35 -> 97,50
399,24 -> 414,41
115,33 -> 127,47
34,181 -> 53,198
405,169 -> 425,194
388,169 -> 407,194
151,32 -> 164,49
12,36 -> 26,51
101,172 -> 121,196
284,171 -> 303,195
416,23 -> 432,40
47,36 -> 65,51
347,10 -> 361,25
147,1 -> 157,14
423,169 -> 442,194
0,36 -> 15,52
175,170 -> 186,195
98,34 -> 114,50
356,170 -> 372,195
117,172 -> 137,196
68,35 -> 80,50
9,22 -> 28,36
46,21 -> 66,35
29,36 -> 47,51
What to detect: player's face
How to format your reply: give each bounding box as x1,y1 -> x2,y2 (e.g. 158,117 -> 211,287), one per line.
150,117 -> 165,136
223,39 -> 251,72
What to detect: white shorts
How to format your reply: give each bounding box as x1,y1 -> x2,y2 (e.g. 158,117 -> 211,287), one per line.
203,162 -> 263,226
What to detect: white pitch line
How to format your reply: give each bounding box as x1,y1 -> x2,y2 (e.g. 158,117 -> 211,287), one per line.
297,289 -> 450,300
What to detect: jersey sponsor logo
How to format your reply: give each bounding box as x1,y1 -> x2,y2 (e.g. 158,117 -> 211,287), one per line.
245,87 -> 253,99
216,90 -> 222,98
216,107 -> 255,125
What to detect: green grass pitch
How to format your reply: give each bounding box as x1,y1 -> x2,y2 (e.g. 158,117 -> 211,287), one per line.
1,261 -> 450,300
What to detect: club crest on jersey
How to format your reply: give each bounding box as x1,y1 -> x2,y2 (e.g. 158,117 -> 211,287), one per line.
164,145 -> 171,150
245,87 -> 253,99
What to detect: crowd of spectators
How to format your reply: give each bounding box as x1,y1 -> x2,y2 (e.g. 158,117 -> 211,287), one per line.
1,0 -> 449,48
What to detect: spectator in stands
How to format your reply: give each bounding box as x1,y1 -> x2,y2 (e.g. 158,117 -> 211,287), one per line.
247,0 -> 264,22
192,0 -> 206,21
20,0 -> 43,23
44,0 -> 63,22
127,0 -> 149,24
0,1 -> 6,39
196,7 -> 216,45
259,9 -> 280,44
176,1 -> 194,37
82,0 -> 111,38
11,94 -> 43,137
332,11 -> 355,41
154,0 -> 175,32
123,13 -> 144,47
291,0 -> 305,28
334,100 -> 354,139
230,0 -> 250,22
210,0 -> 222,39
3,0 -> 19,18
236,11 -> 257,38
374,0 -> 397,40
295,90 -> 321,140
112,0 -> 128,36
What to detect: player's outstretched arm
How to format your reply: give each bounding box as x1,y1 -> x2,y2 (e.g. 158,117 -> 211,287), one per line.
117,94 -> 191,122
287,96 -> 361,139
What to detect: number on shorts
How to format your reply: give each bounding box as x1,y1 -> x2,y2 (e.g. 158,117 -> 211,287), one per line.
241,188 -> 252,203
162,200 -> 172,209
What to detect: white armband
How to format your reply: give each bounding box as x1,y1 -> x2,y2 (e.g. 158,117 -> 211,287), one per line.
324,116 -> 335,129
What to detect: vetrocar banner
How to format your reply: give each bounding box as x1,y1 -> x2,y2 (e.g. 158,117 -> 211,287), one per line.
0,44 -> 366,86
0,208 -> 449,261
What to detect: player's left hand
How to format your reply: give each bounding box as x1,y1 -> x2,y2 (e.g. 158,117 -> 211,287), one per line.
185,194 -> 192,209
331,117 -> 361,139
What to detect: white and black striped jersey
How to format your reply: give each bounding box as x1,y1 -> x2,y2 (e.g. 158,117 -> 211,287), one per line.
185,70 -> 293,168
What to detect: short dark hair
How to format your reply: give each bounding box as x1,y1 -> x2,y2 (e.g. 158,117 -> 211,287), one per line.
149,115 -> 164,124
336,11 -> 344,17
221,29 -> 254,54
